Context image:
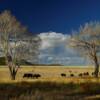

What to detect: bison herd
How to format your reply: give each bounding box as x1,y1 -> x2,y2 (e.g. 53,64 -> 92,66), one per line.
22,71 -> 98,79
61,71 -> 97,77
23,73 -> 41,79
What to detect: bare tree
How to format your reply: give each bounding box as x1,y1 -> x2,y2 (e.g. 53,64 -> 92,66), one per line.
0,10 -> 41,80
70,22 -> 100,78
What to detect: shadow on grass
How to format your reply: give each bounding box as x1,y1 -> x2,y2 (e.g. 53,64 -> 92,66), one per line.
0,81 -> 100,100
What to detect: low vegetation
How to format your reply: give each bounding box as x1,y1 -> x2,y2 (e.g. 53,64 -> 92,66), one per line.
0,81 -> 100,100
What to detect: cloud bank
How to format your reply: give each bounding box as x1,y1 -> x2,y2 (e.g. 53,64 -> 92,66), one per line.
38,32 -> 70,50
38,32 -> 88,65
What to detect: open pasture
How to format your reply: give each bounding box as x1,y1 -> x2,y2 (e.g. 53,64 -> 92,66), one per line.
0,66 -> 99,83
0,66 -> 100,100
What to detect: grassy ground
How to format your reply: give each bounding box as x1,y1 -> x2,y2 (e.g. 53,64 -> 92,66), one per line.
0,65 -> 96,82
0,66 -> 100,100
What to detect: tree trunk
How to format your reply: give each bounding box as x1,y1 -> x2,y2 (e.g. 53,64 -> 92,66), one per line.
6,54 -> 18,80
11,72 -> 16,80
7,63 -> 16,80
94,55 -> 99,78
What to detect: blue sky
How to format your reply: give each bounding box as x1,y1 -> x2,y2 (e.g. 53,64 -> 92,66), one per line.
0,0 -> 100,34
0,0 -> 99,65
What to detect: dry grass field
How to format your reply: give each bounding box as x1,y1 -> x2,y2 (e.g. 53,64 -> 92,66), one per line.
0,66 -> 100,100
0,65 -> 99,83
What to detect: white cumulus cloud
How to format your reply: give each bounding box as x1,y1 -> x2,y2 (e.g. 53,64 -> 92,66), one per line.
38,32 -> 88,65
38,32 -> 70,50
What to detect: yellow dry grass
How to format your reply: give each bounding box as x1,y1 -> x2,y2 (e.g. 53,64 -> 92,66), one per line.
0,65 -> 99,83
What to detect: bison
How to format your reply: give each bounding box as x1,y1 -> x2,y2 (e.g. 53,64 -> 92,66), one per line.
78,73 -> 83,77
23,73 -> 33,78
70,74 -> 74,77
61,73 -> 66,77
23,73 -> 41,79
83,72 -> 89,76
33,74 -> 41,78
91,72 -> 95,76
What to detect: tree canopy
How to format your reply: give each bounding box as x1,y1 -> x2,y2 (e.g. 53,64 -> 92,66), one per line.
0,10 -> 41,80
70,22 -> 100,77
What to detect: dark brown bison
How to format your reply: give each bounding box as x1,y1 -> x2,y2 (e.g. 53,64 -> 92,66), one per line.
78,73 -> 83,77
91,72 -> 95,76
23,73 -> 33,78
70,74 -> 74,77
33,74 -> 41,78
83,72 -> 89,76
61,73 -> 66,77
23,73 -> 41,79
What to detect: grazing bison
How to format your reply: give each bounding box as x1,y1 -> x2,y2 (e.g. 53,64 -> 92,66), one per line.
83,72 -> 89,76
61,73 -> 66,77
33,74 -> 41,79
23,73 -> 33,78
78,73 -> 83,77
91,72 -> 95,76
70,74 -> 74,77
23,73 -> 41,79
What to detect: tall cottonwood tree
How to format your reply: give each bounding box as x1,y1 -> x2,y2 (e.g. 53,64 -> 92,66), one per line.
70,22 -> 100,78
0,10 -> 41,80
